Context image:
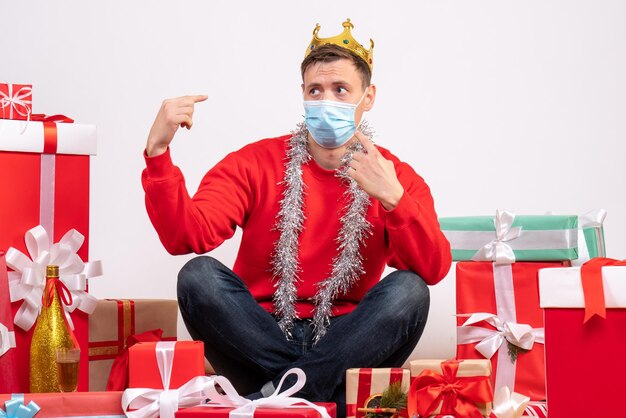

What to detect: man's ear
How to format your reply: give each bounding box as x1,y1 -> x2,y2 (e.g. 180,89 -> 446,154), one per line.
301,83 -> 305,95
363,84 -> 376,111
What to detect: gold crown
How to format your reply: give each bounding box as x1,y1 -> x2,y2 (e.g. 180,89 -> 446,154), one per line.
305,19 -> 374,72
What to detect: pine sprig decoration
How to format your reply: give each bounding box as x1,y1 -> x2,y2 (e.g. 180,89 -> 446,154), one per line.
364,382 -> 407,418
507,341 -> 530,363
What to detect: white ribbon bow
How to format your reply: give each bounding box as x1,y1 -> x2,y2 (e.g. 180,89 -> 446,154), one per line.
457,313 -> 544,360
0,84 -> 32,120
203,368 -> 332,418
0,322 -> 16,356
472,210 -> 522,264
122,342 -> 331,418
489,386 -> 530,418
6,225 -> 102,331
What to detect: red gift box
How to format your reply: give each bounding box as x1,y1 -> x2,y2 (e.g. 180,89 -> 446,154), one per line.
175,403 -> 337,418
456,261 -> 567,400
0,83 -> 32,120
129,341 -> 205,389
539,260 -> 626,418
0,117 -> 97,392
0,392 -> 124,417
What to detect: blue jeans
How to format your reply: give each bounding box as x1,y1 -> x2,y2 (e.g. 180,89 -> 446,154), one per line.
177,256 -> 430,418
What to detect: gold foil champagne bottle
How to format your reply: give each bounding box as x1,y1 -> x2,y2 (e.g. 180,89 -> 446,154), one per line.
30,265 -> 79,392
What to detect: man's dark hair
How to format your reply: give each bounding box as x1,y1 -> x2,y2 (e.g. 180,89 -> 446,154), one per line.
300,44 -> 372,90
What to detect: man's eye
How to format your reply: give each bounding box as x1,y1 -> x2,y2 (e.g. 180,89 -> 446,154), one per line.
336,87 -> 347,94
309,88 -> 320,95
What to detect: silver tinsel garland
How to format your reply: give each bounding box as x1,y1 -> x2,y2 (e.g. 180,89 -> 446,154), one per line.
271,122 -> 374,342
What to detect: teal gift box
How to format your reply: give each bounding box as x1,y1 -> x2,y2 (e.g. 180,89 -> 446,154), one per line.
440,211 -> 579,263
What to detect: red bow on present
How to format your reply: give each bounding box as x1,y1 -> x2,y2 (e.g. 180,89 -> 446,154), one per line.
106,328 -> 164,391
580,257 -> 626,322
407,360 -> 493,418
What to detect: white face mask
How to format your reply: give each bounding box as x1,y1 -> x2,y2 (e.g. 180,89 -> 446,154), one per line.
303,89 -> 368,149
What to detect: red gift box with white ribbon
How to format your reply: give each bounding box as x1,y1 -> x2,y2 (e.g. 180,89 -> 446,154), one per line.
456,261 -> 568,400
124,342 -> 335,418
0,83 -> 32,121
539,258 -> 626,418
0,116 -> 98,392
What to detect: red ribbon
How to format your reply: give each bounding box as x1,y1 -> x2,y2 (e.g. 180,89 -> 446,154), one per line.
30,113 -> 74,123
407,360 -> 493,418
41,277 -> 79,348
29,114 -> 74,154
580,257 -> 626,322
106,328 -> 164,391
42,277 -> 74,308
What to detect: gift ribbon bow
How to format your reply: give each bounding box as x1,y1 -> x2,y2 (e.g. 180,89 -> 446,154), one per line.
0,84 -> 32,120
0,322 -> 16,356
457,313 -> 544,360
0,394 -> 40,418
472,210 -> 522,264
580,257 -> 626,322
6,225 -> 103,331
407,359 -> 493,418
202,368 -> 332,418
122,342 -> 332,418
489,386 -> 529,418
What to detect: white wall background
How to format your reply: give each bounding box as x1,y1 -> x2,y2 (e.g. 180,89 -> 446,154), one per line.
2,0 -> 625,362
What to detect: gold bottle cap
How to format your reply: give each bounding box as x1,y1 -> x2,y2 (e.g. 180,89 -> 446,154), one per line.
46,265 -> 60,278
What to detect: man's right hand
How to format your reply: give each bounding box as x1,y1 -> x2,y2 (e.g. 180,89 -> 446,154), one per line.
146,95 -> 208,157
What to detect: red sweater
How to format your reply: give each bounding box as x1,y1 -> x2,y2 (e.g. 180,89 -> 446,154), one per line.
142,135 -> 451,318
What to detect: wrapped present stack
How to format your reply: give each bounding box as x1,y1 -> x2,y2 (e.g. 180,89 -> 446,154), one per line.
439,209 -> 607,412
0,83 -> 182,399
88,299 -> 178,391
0,81 -> 100,393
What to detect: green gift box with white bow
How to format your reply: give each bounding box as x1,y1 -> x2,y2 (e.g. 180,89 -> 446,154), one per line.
439,211 -> 579,263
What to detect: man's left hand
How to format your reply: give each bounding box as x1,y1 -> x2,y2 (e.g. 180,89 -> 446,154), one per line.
347,131 -> 405,210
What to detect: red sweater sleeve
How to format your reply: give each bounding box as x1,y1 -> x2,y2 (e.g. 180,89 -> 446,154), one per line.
141,147 -> 253,255
384,162 -> 452,285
